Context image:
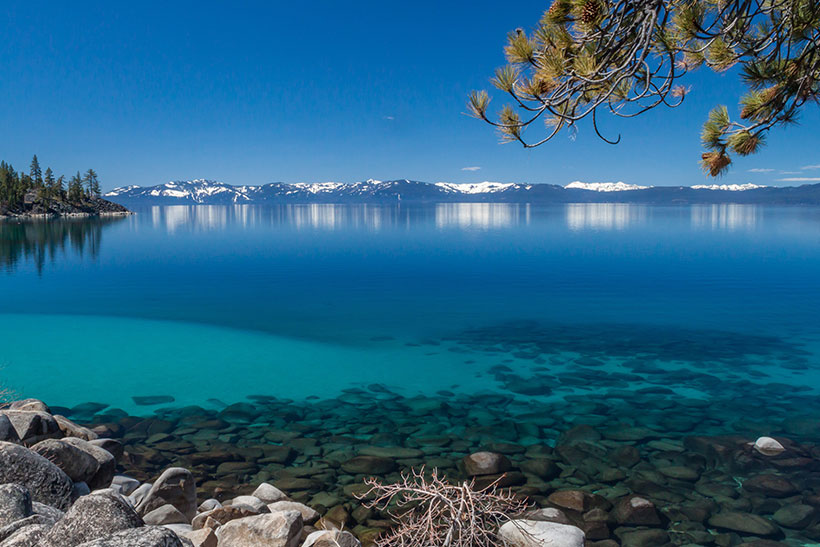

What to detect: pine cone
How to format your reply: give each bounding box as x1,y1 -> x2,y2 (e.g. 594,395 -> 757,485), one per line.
581,0 -> 602,26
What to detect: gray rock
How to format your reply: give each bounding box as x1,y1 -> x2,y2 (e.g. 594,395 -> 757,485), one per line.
73,482 -> 91,498
130,483 -> 153,507
0,523 -> 49,546
498,519 -> 585,547
251,483 -> 287,504
462,451 -> 511,476
7,399 -> 50,413
32,438 -> 101,484
90,439 -> 124,462
266,501 -> 317,524
0,484 -> 32,528
178,527 -> 217,547
110,476 -> 141,497
0,415 -> 20,443
143,504 -> 189,526
31,501 -> 64,523
0,514 -> 57,543
73,526 -> 185,547
772,504 -> 815,529
230,496 -> 268,513
708,511 -> 780,536
302,529 -> 362,547
0,441 -> 74,510
0,411 -> 61,444
53,415 -> 99,441
214,511 -> 303,547
39,490 -> 144,547
136,468 -> 197,522
197,499 -> 221,512
60,437 -> 117,490
191,506 -> 259,530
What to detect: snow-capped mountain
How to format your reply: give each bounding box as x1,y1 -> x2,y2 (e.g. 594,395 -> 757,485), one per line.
690,183 -> 767,191
104,178 -> 820,206
565,181 -> 650,192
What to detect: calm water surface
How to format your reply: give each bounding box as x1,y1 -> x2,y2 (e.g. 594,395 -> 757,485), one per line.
2,203 -> 820,416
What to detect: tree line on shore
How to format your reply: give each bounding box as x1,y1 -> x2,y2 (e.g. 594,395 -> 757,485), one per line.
0,155 -> 102,209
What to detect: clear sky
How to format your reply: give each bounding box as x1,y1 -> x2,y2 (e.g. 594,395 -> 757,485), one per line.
2,1 -> 818,191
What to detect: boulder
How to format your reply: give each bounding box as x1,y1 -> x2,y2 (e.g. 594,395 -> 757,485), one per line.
73,526 -> 185,546
178,527 -> 218,547
612,496 -> 662,526
214,511 -> 303,547
0,414 -> 20,443
191,506 -> 259,530
0,441 -> 74,510
753,437 -> 786,457
772,504 -> 815,529
143,504 -> 189,525
708,512 -> 781,536
136,468 -> 197,521
266,501 -> 318,524
230,496 -> 268,513
0,523 -> 49,546
498,519 -> 585,547
251,483 -> 287,504
32,501 -> 65,523
0,410 -> 61,444
53,415 -> 99,441
302,529 -> 362,547
7,399 -> 50,413
110,476 -> 141,497
743,474 -> 799,498
60,437 -> 117,490
39,490 -> 144,547
89,439 -> 124,462
0,484 -> 32,528
32,438 -> 101,484
462,452 -> 511,476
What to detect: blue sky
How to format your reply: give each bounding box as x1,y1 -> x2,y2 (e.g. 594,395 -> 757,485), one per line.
1,1 -> 818,191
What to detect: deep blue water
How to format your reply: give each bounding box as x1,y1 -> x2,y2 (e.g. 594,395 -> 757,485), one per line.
2,203 -> 820,415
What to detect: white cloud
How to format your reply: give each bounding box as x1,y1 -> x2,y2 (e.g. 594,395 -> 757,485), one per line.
747,168 -> 774,173
801,164 -> 820,170
382,116 -> 395,121
776,177 -> 820,182
461,166 -> 482,172
779,171 -> 800,175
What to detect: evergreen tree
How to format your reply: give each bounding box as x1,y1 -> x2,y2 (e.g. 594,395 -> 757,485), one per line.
470,0 -> 820,175
84,168 -> 101,198
30,155 -> 43,188
68,171 -> 84,203
56,175 -> 66,199
43,167 -> 56,199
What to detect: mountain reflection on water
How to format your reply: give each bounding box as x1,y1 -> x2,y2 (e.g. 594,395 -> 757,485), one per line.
137,202 -> 783,233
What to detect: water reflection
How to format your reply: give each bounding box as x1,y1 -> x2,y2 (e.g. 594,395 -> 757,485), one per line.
0,217 -> 125,274
691,204 -> 759,231
434,203 -> 528,230
565,203 -> 647,231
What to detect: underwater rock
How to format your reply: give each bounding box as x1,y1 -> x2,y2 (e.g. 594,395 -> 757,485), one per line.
462,451 -> 511,476
754,437 -> 786,457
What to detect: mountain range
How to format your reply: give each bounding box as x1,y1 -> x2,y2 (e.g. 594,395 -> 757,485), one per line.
104,179 -> 820,206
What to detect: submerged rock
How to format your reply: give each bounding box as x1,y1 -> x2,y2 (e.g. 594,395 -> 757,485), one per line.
462,451 -> 511,476
753,436 -> 786,457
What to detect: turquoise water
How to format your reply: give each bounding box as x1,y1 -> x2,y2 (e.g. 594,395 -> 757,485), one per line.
2,203 -> 820,416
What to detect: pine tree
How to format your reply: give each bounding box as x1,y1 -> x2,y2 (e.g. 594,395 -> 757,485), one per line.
30,155 -> 43,188
84,168 -> 101,198
68,171 -> 84,203
56,175 -> 66,199
43,167 -> 56,199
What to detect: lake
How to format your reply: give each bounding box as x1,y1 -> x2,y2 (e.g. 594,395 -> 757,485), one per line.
3,203 -> 820,541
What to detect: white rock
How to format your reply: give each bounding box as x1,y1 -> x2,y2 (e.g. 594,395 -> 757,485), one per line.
252,483 -> 288,504
215,510 -> 303,547
754,436 -> 785,456
110,475 -> 141,496
302,529 -> 362,547
498,519 -> 585,547
231,495 -> 268,513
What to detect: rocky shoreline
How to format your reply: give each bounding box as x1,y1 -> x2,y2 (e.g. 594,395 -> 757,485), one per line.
3,395 -> 820,546
0,196 -> 130,220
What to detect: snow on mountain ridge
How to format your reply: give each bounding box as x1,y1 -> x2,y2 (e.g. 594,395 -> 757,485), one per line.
565,181 -> 650,192
690,183 -> 767,191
